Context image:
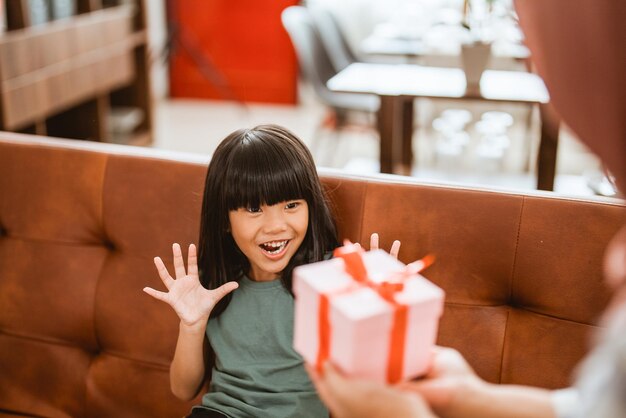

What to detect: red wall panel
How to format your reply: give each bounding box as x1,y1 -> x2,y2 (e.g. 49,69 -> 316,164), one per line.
169,0 -> 298,104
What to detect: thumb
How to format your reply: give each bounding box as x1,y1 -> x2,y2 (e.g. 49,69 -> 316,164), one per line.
321,362 -> 349,395
399,379 -> 453,409
212,281 -> 239,302
312,363 -> 348,416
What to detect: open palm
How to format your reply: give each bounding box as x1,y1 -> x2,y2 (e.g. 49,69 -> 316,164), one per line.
143,243 -> 238,328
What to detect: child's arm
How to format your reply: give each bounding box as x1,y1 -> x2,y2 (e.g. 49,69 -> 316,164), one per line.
144,243 -> 238,400
169,320 -> 210,400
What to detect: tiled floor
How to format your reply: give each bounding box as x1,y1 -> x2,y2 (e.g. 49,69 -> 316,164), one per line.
152,85 -> 603,197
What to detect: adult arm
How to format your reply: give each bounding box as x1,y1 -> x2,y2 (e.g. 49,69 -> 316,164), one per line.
306,346 -> 558,418
400,347 -> 557,418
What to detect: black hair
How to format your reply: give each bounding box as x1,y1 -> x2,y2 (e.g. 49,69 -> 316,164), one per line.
198,124 -> 339,318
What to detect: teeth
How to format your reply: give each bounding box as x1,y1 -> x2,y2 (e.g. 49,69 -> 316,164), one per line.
266,240 -> 287,248
260,240 -> 288,254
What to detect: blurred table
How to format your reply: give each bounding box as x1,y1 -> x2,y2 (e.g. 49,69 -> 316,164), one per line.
360,14 -> 531,73
361,35 -> 530,68
328,63 -> 559,190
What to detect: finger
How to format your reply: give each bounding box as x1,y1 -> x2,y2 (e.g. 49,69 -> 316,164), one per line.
307,363 -> 344,416
323,363 -> 364,416
386,382 -> 439,416
305,363 -> 321,387
172,243 -> 187,279
153,257 -> 174,289
370,233 -> 379,251
212,281 -> 239,302
322,362 -> 342,383
322,362 -> 350,397
187,243 -> 199,277
390,240 -> 401,259
304,363 -> 327,404
143,286 -> 170,303
397,379 -> 450,409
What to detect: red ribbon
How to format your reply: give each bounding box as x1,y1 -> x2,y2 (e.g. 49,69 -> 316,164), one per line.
316,243 -> 411,383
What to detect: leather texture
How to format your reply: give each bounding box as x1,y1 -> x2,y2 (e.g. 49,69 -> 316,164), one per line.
1,133 -> 625,417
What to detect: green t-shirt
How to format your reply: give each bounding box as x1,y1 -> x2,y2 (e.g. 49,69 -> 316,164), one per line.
199,275 -> 328,418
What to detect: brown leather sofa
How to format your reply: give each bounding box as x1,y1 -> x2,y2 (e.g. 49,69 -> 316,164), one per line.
1,132 -> 625,417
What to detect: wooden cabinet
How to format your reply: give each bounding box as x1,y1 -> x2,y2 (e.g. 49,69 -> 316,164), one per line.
0,0 -> 152,145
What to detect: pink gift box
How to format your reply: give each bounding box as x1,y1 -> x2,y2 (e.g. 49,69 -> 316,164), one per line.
293,248 -> 445,383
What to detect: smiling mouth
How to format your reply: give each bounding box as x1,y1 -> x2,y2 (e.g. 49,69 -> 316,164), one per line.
259,239 -> 290,255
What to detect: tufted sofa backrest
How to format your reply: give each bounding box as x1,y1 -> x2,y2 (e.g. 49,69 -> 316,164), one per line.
1,133 -> 625,417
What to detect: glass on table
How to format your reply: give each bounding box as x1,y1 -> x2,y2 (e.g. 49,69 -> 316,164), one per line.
432,108 -> 473,167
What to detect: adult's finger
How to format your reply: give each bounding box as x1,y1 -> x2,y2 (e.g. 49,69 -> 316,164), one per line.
397,378 -> 453,412
370,233 -> 379,251
322,362 -> 350,396
390,240 -> 401,259
306,363 -> 344,417
187,243 -> 199,277
153,257 -> 174,289
172,243 -> 187,279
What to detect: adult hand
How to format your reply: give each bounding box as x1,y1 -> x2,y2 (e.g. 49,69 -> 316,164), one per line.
403,347 -> 558,418
143,243 -> 238,330
307,363 -> 437,418
369,232 -> 401,259
398,347 -> 483,418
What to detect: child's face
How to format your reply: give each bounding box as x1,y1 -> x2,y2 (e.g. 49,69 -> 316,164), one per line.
229,199 -> 309,281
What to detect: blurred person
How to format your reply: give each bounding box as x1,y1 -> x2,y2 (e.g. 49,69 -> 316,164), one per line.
307,1 -> 626,417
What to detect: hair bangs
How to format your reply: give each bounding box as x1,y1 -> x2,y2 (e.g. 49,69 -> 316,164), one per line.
223,137 -> 309,210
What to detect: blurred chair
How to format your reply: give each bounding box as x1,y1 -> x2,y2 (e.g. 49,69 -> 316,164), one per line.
308,6 -> 359,71
308,6 -> 427,166
281,6 -> 379,162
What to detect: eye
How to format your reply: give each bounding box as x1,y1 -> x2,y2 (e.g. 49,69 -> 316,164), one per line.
246,206 -> 262,213
285,201 -> 301,210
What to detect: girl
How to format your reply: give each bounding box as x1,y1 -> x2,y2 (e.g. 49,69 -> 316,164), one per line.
143,125 -> 340,418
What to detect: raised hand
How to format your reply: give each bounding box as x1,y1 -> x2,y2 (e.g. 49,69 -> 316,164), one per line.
143,243 -> 238,329
369,233 -> 401,259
